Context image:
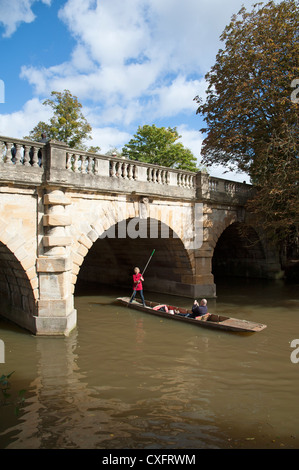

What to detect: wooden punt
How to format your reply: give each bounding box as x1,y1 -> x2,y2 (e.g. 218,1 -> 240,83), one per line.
116,297 -> 267,333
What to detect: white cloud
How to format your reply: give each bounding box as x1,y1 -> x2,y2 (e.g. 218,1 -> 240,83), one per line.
150,76 -> 206,119
17,0 -> 257,113
0,98 -> 51,137
17,0 -> 258,115
58,0 -> 151,66
2,0 -> 255,183
90,127 -> 131,154
0,0 -> 51,37
177,125 -> 203,157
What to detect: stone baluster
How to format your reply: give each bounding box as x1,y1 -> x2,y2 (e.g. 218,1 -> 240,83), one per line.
123,162 -> 128,179
110,160 -> 116,177
163,170 -> 168,184
80,155 -> 86,174
87,156 -> 93,174
120,162 -> 125,178
66,153 -> 72,170
30,145 -> 39,167
14,144 -> 22,165
6,142 -> 13,164
157,169 -> 161,184
73,154 -> 80,173
23,144 -> 31,167
127,164 -> 133,180
0,142 -> 4,164
94,157 -> 99,175
116,162 -> 122,178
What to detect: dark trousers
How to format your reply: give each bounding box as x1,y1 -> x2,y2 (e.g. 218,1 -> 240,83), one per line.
130,289 -> 145,305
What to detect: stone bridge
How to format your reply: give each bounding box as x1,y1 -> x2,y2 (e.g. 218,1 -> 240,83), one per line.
0,136 -> 282,335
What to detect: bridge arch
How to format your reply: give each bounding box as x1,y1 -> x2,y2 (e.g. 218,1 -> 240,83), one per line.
212,221 -> 267,278
0,240 -> 37,332
71,215 -> 194,297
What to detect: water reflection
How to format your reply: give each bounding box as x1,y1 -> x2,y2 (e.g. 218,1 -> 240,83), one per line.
0,278 -> 299,449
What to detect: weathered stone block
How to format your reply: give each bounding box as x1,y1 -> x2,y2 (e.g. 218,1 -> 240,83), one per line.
87,228 -> 99,243
72,251 -> 84,266
37,295 -> 74,317
44,194 -> 72,205
39,272 -> 72,300
79,233 -> 92,249
43,236 -> 72,247
34,309 -> 77,336
37,256 -> 72,273
43,214 -> 71,226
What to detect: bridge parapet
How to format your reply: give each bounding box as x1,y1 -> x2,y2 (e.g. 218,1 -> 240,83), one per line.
0,135 -> 45,184
0,135 -> 252,203
197,173 -> 253,204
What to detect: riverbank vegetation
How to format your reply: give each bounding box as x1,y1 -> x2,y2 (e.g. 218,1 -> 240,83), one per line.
194,0 -> 298,258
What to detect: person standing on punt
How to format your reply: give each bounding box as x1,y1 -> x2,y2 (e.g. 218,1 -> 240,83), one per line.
129,267 -> 146,306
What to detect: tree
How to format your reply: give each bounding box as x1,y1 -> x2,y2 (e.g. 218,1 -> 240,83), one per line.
25,89 -> 92,149
122,124 -> 199,171
194,0 -> 299,242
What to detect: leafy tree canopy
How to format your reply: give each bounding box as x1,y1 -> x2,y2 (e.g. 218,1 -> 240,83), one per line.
195,0 -> 298,174
25,89 -> 93,150
122,124 -> 199,171
194,0 -> 299,243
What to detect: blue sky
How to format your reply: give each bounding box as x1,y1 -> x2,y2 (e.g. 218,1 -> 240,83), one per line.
0,0 -> 268,182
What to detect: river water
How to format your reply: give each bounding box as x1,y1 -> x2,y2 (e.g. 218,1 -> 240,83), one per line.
0,277 -> 299,449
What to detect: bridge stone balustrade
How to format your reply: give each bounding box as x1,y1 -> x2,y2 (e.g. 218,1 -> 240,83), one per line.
0,135 -> 282,335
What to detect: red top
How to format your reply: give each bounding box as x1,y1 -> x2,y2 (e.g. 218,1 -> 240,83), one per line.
133,273 -> 143,291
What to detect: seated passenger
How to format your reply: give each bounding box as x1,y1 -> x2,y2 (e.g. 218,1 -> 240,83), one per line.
187,299 -> 208,318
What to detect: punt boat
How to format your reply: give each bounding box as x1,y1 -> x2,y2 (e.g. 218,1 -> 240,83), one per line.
116,297 -> 267,333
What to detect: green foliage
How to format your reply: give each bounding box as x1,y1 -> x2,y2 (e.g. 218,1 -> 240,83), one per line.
122,124 -> 199,171
195,0 -> 298,172
246,127 -> 299,244
194,0 -> 299,242
25,89 -> 92,149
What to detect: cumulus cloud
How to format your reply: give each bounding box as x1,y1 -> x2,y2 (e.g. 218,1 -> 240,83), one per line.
90,127 -> 131,154
150,76 -> 207,120
2,0 -> 255,183
16,0 -> 257,118
0,0 -> 51,37
0,98 -> 51,137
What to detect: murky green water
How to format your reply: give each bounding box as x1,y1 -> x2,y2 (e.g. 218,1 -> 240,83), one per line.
0,278 -> 299,449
